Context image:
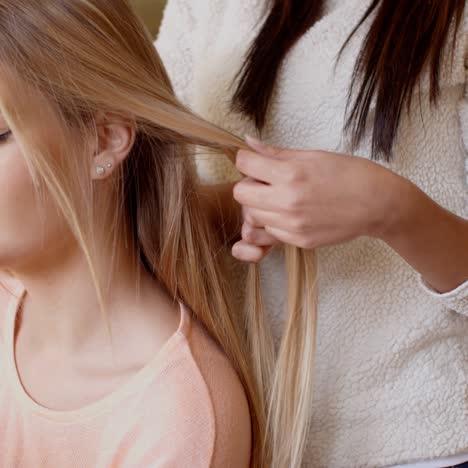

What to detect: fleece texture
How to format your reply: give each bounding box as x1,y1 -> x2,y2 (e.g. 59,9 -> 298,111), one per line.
156,1 -> 468,466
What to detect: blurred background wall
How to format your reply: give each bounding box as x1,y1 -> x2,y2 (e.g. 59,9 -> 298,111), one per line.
131,0 -> 167,37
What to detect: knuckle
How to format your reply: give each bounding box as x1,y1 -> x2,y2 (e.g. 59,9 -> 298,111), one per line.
284,165 -> 303,184
300,238 -> 316,250
242,224 -> 257,243
297,233 -> 319,250
283,189 -> 303,211
233,182 -> 245,201
284,167 -> 297,184
265,233 -> 277,245
244,211 -> 256,226
291,216 -> 307,233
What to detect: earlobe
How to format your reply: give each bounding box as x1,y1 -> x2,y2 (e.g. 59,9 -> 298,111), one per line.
92,161 -> 114,180
95,165 -> 105,177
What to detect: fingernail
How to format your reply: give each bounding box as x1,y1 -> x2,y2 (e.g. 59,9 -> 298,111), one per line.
231,244 -> 242,257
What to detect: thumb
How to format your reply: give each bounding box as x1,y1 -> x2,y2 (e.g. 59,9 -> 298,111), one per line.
245,135 -> 282,157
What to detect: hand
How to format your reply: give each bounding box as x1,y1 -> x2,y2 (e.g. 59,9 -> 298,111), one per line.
231,137 -> 404,262
231,198 -> 280,262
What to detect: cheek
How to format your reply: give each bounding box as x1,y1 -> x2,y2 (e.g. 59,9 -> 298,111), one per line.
0,143 -> 70,269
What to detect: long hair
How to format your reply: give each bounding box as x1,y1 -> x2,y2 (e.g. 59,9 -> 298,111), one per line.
232,1 -> 465,466
0,0 -> 271,465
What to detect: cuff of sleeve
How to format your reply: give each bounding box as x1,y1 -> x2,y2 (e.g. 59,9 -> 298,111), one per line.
419,276 -> 468,316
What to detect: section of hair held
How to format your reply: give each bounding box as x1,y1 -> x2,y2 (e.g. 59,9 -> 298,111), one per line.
271,247 -> 318,468
243,247 -> 319,468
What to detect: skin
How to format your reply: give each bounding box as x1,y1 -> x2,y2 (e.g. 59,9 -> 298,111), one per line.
0,100 -> 179,411
230,137 -> 468,294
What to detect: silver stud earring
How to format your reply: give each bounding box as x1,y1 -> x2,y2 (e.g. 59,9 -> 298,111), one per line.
106,162 -> 113,169
96,165 -> 106,176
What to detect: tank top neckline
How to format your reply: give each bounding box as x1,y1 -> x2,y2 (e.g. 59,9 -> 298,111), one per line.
3,284 -> 191,424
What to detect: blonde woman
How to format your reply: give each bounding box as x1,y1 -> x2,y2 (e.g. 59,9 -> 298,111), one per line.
0,1 -> 266,466
157,0 -> 468,467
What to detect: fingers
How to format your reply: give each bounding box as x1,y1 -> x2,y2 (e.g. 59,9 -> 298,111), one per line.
241,221 -> 278,246
233,178 -> 279,212
245,136 -> 308,161
236,150 -> 286,184
236,147 -> 312,186
264,226 -> 312,249
231,213 -> 278,263
243,206 -> 294,232
233,223 -> 316,259
230,215 -> 280,263
231,240 -> 273,263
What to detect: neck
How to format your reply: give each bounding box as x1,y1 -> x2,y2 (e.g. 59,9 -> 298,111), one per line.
12,239 -> 167,353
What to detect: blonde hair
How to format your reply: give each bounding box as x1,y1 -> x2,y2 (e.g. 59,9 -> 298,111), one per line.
0,1 -> 317,466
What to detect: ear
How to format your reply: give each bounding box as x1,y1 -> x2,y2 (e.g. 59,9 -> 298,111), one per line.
91,114 -> 136,180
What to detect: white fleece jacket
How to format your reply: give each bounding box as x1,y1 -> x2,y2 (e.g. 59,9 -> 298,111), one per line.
156,1 -> 468,466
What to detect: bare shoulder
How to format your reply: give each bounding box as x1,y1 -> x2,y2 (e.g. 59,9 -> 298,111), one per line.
185,321 -> 252,467
127,317 -> 252,468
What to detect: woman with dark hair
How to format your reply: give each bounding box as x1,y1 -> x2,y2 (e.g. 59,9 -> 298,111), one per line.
157,1 -> 467,467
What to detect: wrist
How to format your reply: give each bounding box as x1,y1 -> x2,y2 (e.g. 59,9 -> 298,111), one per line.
369,169 -> 420,241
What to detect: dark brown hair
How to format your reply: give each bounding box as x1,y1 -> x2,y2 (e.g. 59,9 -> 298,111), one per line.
232,0 -> 465,160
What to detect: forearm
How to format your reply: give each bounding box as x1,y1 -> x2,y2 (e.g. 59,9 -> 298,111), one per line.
378,177 -> 468,293
196,182 -> 242,244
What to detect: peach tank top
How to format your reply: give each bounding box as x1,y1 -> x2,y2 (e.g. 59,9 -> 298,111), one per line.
0,284 -> 251,467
